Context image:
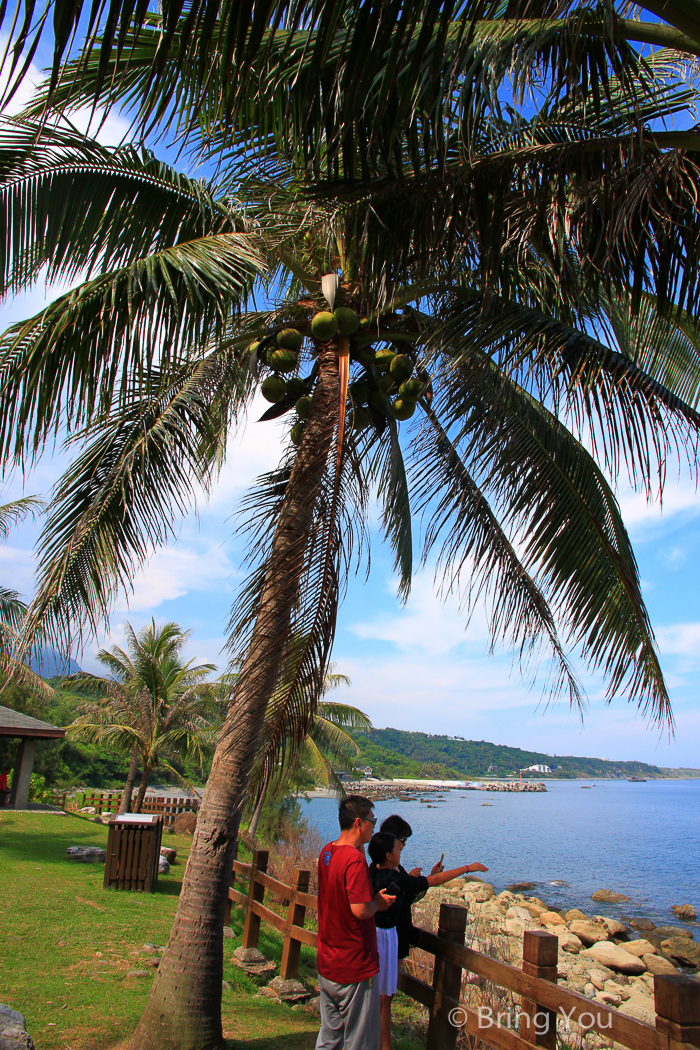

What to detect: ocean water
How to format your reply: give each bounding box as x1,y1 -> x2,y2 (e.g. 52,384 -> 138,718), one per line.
300,779 -> 700,928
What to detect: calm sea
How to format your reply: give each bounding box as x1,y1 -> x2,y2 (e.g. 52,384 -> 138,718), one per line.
301,779 -> 700,927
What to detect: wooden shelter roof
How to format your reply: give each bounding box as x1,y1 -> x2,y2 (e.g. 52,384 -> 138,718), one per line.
0,704 -> 65,739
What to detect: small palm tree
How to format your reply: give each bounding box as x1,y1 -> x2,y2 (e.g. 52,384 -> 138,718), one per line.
247,667 -> 370,839
66,620 -> 218,811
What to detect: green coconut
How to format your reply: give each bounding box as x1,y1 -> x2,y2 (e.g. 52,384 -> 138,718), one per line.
349,379 -> 370,404
352,406 -> 371,432
370,389 -> 391,414
391,397 -> 416,421
374,348 -> 396,372
399,377 -> 423,401
276,327 -> 303,352
290,421 -> 304,446
390,354 -> 414,382
334,307 -> 360,335
311,311 -> 339,341
286,377 -> 307,399
269,348 -> 297,373
379,373 -> 396,394
261,375 -> 288,403
295,396 -> 312,419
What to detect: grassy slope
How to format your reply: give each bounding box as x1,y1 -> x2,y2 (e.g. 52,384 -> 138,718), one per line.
1,811 -> 321,1050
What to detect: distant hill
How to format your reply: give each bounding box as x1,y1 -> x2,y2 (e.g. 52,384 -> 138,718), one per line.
30,649 -> 82,678
351,728 -> 679,780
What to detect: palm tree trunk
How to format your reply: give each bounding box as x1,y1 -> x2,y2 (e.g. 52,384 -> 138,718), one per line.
119,745 -> 140,814
247,785 -> 267,842
134,762 -> 150,813
127,342 -> 340,1050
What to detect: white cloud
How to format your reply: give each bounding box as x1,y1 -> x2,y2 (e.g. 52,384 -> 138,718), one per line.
114,542 -> 237,613
617,476 -> 700,533
656,622 -> 700,656
350,570 -> 490,657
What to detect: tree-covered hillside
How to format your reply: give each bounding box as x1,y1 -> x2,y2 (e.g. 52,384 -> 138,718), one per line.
352,729 -> 668,780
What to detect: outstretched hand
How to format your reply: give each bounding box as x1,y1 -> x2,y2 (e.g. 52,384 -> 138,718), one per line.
375,889 -> 396,912
469,862 -> 489,873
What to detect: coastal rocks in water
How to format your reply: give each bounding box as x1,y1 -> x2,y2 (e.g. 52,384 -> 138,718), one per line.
672,903 -> 696,921
506,882 -> 536,893
594,915 -> 627,937
66,846 -> 106,863
569,920 -> 609,946
590,889 -> 631,904
564,908 -> 589,922
654,925 -> 694,941
0,1005 -> 35,1050
622,938 -> 656,958
661,937 -> 700,969
540,910 -> 565,926
628,916 -> 655,932
643,953 -> 678,975
580,942 -> 646,974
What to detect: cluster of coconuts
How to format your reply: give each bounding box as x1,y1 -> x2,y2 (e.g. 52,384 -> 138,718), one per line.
256,307 -> 424,445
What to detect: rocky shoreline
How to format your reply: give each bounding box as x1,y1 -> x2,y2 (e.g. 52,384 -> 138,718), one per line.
341,780 -> 547,800
410,876 -> 698,1045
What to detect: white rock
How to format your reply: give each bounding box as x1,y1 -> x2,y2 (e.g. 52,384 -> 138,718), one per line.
506,906 -> 535,923
581,942 -> 646,975
79,806 -> 96,814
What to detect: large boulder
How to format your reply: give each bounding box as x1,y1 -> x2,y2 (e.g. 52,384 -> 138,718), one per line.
564,908 -> 589,922
672,904 -> 696,921
590,889 -> 631,904
264,977 -> 308,1004
506,906 -> 537,924
643,953 -> 678,975
0,1005 -> 34,1050
618,996 -> 655,1026
157,856 -> 170,875
540,910 -> 565,926
580,942 -> 646,975
622,939 -> 656,958
569,920 -> 609,946
172,812 -> 197,835
654,925 -> 694,940
661,938 -> 700,969
594,916 -> 627,937
506,882 -> 536,892
66,846 -> 106,863
628,917 -> 655,932
160,847 -> 177,864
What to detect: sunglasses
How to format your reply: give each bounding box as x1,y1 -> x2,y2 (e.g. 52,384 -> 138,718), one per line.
362,816 -> 378,826
397,837 -> 408,845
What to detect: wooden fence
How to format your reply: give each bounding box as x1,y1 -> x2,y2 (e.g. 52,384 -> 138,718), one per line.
53,790 -> 200,826
228,849 -> 700,1050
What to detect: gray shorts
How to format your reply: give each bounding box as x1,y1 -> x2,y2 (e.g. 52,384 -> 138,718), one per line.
315,973 -> 380,1050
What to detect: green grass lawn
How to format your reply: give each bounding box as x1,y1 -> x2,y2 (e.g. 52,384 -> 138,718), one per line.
1,810 -> 322,1050
1,810 -> 425,1050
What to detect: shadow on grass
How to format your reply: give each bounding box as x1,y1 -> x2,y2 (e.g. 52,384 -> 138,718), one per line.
226,1036 -> 317,1050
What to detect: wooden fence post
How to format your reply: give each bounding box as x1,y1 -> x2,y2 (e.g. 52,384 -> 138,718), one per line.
654,974 -> 700,1049
520,930 -> 558,1049
280,868 -> 310,980
426,902 -> 467,1050
242,849 -> 268,950
224,840 -> 239,928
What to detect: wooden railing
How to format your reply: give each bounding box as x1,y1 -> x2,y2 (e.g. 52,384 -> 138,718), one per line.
228,849 -> 700,1050
55,790 -> 201,825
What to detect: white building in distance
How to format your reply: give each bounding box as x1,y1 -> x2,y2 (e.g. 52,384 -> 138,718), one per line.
524,764 -> 552,774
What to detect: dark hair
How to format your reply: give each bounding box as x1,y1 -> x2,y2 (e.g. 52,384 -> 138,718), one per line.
380,813 -> 412,839
368,832 -> 396,867
338,794 -> 374,830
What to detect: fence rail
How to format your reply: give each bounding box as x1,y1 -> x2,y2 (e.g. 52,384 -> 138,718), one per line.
228,849 -> 700,1050
52,790 -> 200,826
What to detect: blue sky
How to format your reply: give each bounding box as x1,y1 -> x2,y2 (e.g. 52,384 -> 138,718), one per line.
1,41 -> 700,770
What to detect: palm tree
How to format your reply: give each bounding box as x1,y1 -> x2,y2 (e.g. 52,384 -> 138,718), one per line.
247,665 -> 369,839
66,621 -> 218,811
3,5 -> 700,1047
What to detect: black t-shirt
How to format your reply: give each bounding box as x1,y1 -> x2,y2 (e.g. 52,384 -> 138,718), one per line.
370,864 -> 429,957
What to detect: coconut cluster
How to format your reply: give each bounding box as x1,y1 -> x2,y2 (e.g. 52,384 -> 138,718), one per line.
255,307 -> 425,446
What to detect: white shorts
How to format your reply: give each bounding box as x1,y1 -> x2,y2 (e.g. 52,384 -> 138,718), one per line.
376,926 -> 398,996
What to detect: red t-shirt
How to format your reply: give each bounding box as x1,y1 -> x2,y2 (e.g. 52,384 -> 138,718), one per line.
317,841 -> 378,983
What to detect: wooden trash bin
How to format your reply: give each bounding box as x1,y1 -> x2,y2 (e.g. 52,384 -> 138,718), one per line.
103,813 -> 163,892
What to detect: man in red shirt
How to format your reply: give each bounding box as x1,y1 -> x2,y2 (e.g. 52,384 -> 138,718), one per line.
316,794 -> 395,1050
